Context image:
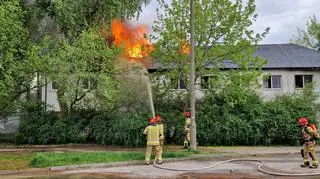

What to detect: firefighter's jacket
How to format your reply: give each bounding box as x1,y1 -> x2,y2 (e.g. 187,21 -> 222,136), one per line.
144,124 -> 161,145
184,118 -> 191,133
302,126 -> 320,142
158,123 -> 164,140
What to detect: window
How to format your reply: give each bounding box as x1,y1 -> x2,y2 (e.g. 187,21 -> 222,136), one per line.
178,79 -> 187,89
51,81 -> 58,91
263,75 -> 281,88
295,75 -> 313,88
170,78 -> 187,89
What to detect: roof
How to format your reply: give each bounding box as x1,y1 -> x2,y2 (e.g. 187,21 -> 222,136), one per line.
148,43 -> 320,70
254,44 -> 320,69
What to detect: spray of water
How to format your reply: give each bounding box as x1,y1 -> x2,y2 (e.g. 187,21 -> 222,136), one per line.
116,58 -> 155,118
146,76 -> 155,118
142,67 -> 155,118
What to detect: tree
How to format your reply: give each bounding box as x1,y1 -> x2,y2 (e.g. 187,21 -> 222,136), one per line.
0,0 -> 32,117
291,15 -> 320,50
33,0 -> 151,38
21,0 -> 153,114
33,29 -> 119,115
151,0 -> 269,148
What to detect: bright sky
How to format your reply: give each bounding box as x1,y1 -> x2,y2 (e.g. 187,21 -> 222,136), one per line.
131,0 -> 320,44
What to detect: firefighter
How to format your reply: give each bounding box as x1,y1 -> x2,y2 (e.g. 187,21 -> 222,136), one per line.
298,117 -> 320,168
184,111 -> 191,149
143,116 -> 162,165
156,114 -> 164,164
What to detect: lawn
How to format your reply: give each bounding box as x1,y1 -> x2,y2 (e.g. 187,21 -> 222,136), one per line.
0,152 -> 34,170
0,151 -> 193,170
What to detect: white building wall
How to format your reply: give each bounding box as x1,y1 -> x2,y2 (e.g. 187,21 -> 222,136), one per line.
41,82 -> 60,111
261,69 -> 320,100
42,69 -> 320,111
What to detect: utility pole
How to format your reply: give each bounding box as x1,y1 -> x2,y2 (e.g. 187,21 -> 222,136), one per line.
189,0 -> 197,151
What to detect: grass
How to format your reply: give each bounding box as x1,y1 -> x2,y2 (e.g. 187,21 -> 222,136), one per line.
30,151 -> 146,167
0,153 -> 34,170
30,151 -> 192,167
0,150 -> 194,170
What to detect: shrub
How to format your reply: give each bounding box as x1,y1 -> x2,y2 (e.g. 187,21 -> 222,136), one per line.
16,101 -> 85,144
16,87 -> 319,146
195,88 -> 318,146
88,110 -> 149,146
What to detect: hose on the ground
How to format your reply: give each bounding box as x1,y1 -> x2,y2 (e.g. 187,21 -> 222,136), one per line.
153,158 -> 320,176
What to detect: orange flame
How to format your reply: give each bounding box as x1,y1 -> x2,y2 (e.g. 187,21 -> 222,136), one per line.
180,40 -> 190,54
111,19 -> 153,60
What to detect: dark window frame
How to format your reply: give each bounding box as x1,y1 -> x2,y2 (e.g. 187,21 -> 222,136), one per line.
178,78 -> 187,89
295,75 -> 313,88
263,75 -> 282,89
51,81 -> 58,91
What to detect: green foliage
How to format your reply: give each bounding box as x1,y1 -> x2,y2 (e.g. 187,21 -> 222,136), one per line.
151,0 -> 269,98
0,152 -> 34,170
17,88 -> 319,146
150,1 -> 269,148
28,29 -> 120,114
88,110 -> 150,146
152,86 -> 188,144
197,92 -> 265,146
0,133 -> 16,143
30,151 -> 190,167
16,101 -> 85,144
0,0 -> 151,119
34,0 -> 151,37
16,101 -> 57,144
0,0 -> 31,117
291,15 -> 320,49
195,87 -> 319,146
0,150 -> 190,170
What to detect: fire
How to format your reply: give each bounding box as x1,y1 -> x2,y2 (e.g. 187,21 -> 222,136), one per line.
180,40 -> 190,54
111,19 -> 153,60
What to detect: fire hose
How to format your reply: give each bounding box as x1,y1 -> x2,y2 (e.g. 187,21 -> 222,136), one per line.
153,158 -> 320,177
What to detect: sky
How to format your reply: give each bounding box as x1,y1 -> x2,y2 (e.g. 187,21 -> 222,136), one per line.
132,0 -> 320,44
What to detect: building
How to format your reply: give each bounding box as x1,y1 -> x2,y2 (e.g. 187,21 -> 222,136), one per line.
254,44 -> 320,100
42,43 -> 320,111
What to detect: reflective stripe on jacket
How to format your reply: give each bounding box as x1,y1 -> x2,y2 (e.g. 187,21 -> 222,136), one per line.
144,125 -> 160,145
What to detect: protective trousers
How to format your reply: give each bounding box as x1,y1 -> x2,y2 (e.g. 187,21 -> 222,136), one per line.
158,140 -> 163,162
302,142 -> 318,166
145,145 -> 160,164
184,131 -> 190,147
